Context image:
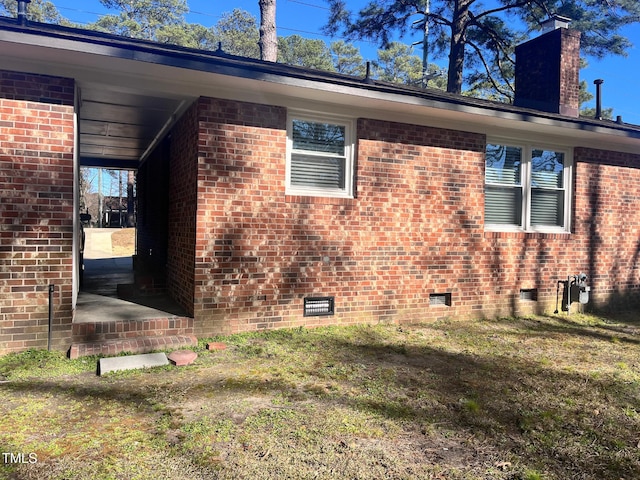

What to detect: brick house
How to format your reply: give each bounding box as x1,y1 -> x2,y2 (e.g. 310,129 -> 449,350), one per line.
1,11 -> 640,355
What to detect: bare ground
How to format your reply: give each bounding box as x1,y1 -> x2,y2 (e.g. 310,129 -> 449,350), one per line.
110,228 -> 135,256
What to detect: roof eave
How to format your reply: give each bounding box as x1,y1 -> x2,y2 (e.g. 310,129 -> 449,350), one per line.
1,17 -> 639,152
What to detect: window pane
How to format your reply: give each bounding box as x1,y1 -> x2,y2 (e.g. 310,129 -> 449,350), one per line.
531,189 -> 564,226
486,144 -> 522,185
291,153 -> 345,189
485,185 -> 522,225
292,120 -> 345,155
531,149 -> 564,188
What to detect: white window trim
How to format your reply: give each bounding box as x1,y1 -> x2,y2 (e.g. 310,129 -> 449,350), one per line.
485,138 -> 573,234
285,110 -> 355,198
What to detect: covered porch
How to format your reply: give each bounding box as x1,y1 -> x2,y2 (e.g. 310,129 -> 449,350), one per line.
71,228 -> 195,358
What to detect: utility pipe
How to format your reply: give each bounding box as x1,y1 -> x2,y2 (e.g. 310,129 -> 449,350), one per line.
16,0 -> 31,25
594,79 -> 604,120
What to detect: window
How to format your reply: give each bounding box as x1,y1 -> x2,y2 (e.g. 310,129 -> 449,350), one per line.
286,112 -> 354,197
485,141 -> 572,232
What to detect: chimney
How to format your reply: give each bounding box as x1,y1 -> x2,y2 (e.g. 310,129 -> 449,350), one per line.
514,15 -> 581,117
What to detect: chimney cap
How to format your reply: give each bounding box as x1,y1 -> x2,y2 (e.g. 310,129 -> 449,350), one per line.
541,15 -> 571,33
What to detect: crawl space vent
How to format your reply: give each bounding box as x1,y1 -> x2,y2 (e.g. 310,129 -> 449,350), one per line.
520,288 -> 538,301
429,293 -> 452,307
304,297 -> 335,317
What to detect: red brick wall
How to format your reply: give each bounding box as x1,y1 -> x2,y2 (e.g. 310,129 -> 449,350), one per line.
193,98 -> 287,335
480,147 -> 640,315
166,101 -> 198,315
167,96 -> 640,337
573,147 -> 640,306
559,29 -> 581,116
190,99 -> 492,335
354,119 -> 487,321
0,70 -> 75,353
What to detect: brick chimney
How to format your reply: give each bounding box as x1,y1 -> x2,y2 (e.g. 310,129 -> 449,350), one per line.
514,16 -> 581,117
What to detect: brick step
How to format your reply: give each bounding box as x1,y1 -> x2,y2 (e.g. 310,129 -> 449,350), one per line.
69,334 -> 198,359
72,317 -> 194,343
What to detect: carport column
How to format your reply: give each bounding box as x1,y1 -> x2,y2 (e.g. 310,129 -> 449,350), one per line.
0,70 -> 76,353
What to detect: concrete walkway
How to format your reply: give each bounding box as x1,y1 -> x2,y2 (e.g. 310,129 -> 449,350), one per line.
83,228 -> 122,259
82,228 -> 134,297
75,291 -> 189,323
77,228 -> 189,323
82,257 -> 133,298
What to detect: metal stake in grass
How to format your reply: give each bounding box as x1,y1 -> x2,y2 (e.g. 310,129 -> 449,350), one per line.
48,284 -> 54,351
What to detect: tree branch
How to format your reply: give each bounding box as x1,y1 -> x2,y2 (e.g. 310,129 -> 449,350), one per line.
467,13 -> 516,64
426,12 -> 453,28
473,0 -> 543,23
466,38 -> 514,101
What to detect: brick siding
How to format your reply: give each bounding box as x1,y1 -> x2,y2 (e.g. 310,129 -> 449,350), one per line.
573,147 -> 640,304
161,97 -> 640,337
0,70 -> 75,353
3,49 -> 637,355
192,98 -> 288,335
166,101 -> 198,316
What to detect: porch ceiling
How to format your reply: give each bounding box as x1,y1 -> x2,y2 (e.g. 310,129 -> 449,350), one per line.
79,83 -> 186,170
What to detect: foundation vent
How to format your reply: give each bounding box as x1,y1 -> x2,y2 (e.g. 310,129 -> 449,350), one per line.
304,296 -> 335,317
429,293 -> 452,307
520,288 -> 538,301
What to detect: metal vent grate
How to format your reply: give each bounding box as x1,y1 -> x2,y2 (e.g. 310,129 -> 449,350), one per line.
429,293 -> 452,307
304,297 -> 335,317
520,288 -> 538,301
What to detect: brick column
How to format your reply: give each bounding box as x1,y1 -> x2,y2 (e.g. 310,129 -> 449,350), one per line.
0,70 -> 76,353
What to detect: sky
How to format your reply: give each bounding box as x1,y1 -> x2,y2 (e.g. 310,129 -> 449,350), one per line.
45,0 -> 640,126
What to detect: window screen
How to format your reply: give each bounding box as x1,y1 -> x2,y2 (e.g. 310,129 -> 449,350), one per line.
530,149 -> 565,227
485,142 -> 570,232
291,120 -> 347,190
288,115 -> 352,196
485,144 -> 523,226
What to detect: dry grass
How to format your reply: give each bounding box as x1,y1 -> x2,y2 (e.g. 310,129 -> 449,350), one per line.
1,312 -> 640,479
110,228 -> 135,256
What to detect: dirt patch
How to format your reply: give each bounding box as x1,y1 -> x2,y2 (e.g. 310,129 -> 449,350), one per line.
111,228 -> 135,256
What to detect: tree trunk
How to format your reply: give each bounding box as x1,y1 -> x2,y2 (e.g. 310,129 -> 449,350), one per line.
258,0 -> 277,62
447,0 -> 470,94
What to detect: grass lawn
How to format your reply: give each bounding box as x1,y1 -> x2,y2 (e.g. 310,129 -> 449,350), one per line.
1,313 -> 639,479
